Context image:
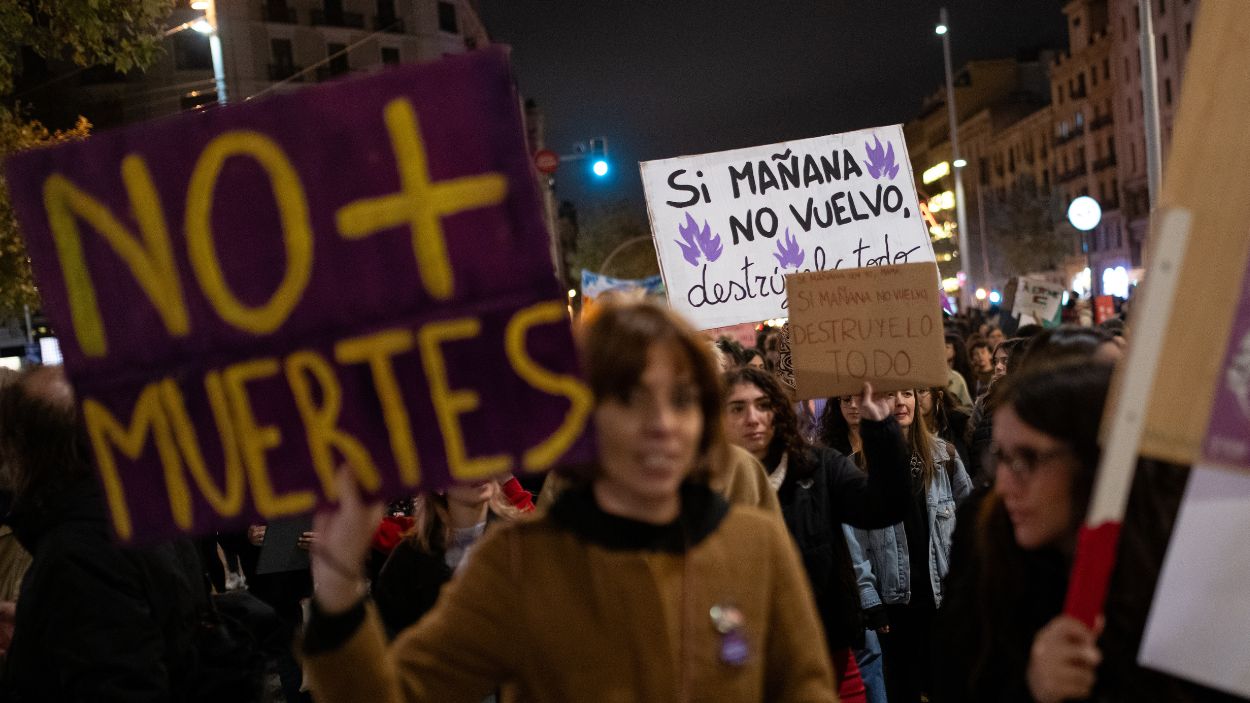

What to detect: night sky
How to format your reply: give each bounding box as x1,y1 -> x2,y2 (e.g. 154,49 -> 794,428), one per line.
477,1 -> 1068,213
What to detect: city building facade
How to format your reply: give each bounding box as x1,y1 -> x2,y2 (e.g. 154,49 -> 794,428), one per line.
37,0 -> 479,129
907,0 -> 1200,302
1108,0 -> 1200,272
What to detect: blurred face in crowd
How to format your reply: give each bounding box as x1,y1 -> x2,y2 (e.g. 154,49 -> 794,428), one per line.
887,390 -> 916,436
595,342 -> 703,511
762,333 -> 782,368
970,345 -> 993,374
839,394 -> 861,429
724,382 -> 775,461
445,480 -> 496,508
916,388 -> 936,423
944,342 -> 956,366
987,327 -> 1005,349
991,405 -> 1077,550
747,354 -> 765,369
1094,340 -> 1125,364
992,346 -> 1011,382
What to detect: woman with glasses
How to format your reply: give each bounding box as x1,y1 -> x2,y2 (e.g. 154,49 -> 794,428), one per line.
848,389 -> 971,703
721,366 -> 911,702
932,360 -> 1237,703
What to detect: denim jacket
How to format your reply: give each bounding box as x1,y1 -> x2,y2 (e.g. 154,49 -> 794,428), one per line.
851,438 -> 972,609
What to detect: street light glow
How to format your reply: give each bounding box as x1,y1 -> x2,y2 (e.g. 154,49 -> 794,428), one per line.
190,0 -> 210,9
953,158 -> 967,168
935,24 -> 948,35
592,159 -> 609,177
1067,195 -> 1103,231
191,19 -> 214,34
974,288 -> 988,301
568,289 -> 577,298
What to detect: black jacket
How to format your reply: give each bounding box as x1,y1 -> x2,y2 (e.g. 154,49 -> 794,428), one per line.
776,416 -> 909,652
1,477 -> 201,702
373,540 -> 454,640
931,464 -> 1247,703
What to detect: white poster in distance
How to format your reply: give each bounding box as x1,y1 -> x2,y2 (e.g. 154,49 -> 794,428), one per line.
641,125 -> 936,330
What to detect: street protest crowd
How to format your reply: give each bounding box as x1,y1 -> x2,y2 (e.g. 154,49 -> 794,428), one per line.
0,292 -> 1244,703
0,28 -> 1245,703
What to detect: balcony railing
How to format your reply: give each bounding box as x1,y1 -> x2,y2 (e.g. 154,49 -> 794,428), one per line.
263,5 -> 297,22
1055,163 -> 1089,184
1053,125 -> 1085,147
315,64 -> 352,82
1093,154 -> 1118,172
268,63 -> 303,81
310,9 -> 365,28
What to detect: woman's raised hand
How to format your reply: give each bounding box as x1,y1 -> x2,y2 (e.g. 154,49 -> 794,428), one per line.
1027,614 -> 1103,703
856,382 -> 894,422
311,469 -> 386,614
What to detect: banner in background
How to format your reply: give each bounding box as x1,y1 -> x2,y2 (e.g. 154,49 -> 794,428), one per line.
1012,277 -> 1065,327
640,125 -> 935,329
1094,294 -> 1116,324
580,269 -> 665,300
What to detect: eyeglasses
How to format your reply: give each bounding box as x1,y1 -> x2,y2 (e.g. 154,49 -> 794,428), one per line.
988,443 -> 1073,479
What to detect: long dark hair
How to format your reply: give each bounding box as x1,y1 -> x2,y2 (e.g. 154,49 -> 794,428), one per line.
946,330 -> 974,384
923,386 -> 957,438
721,366 -> 809,476
1016,325 -> 1116,373
970,360 -> 1114,684
898,391 -> 938,489
817,397 -> 855,456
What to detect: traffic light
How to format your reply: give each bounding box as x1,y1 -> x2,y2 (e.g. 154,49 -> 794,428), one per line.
588,138 -> 609,178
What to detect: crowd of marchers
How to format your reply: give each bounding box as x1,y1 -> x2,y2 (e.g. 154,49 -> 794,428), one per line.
0,295 -> 1244,703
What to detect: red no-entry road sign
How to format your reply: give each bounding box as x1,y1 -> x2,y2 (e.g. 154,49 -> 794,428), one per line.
534,149 -> 559,174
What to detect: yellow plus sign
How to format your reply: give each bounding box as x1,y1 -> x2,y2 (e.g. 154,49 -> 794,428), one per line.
336,98 -> 508,300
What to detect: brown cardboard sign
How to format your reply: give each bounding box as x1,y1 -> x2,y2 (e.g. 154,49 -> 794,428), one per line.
786,263 -> 947,400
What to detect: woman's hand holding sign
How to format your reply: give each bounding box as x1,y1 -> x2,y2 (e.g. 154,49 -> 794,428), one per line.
855,382 -> 893,422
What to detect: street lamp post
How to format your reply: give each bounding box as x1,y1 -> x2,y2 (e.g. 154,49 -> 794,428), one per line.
938,8 -> 972,311
1137,0 -> 1163,211
1069,195 -> 1103,297
190,0 -> 227,105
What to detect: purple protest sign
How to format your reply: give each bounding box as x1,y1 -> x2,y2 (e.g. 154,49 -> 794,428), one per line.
3,48 -> 596,542
1203,245 -> 1250,472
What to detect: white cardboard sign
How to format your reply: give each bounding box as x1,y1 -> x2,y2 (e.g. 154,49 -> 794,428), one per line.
1138,465 -> 1250,697
641,125 -> 935,329
1012,277 -> 1065,323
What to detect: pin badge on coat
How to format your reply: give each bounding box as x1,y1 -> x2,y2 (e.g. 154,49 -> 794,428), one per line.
711,604 -> 749,666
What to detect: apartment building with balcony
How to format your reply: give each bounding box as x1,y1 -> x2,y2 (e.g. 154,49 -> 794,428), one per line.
904,57 -> 1056,290
1050,0 -> 1128,295
27,0 -> 478,130
1108,0 -> 1200,269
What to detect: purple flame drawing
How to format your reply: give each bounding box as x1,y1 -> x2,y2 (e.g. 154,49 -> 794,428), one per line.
773,229 -> 805,270
696,219 -> 723,262
675,214 -> 723,267
675,213 -> 702,266
864,136 -> 900,180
